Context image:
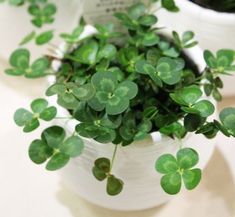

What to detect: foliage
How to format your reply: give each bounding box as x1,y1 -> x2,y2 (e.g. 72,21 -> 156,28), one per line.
4,0 -> 235,197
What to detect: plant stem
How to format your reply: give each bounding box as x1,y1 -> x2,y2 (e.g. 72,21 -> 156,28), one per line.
54,116 -> 73,119
110,145 -> 118,172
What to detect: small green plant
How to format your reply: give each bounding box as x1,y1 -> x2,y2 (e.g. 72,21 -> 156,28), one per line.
191,0 -> 235,12
5,1 -> 235,196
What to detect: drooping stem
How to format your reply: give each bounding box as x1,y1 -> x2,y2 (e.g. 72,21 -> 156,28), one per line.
110,145 -> 118,172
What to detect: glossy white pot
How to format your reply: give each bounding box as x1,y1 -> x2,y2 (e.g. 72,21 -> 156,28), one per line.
157,0 -> 235,96
48,26 -> 216,211
0,0 -> 84,60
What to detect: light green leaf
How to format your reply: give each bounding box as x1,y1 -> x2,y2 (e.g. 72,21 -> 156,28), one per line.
31,98 -> 48,113
35,30 -> 54,45
46,153 -> 70,171
155,154 -> 179,174
28,139 -> 53,164
161,172 -> 181,195
42,126 -> 66,149
74,40 -> 99,65
177,148 -> 199,170
14,108 -> 33,126
19,31 -> 36,46
193,100 -> 215,117
219,107 -> 235,136
59,136 -> 84,158
182,168 -> 201,190
9,48 -> 30,69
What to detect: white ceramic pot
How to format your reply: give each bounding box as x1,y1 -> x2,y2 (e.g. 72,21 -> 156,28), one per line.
48,26 -> 216,211
0,0 -> 84,60
157,0 -> 235,96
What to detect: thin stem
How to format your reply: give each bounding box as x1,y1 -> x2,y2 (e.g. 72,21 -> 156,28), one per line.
110,145 -> 118,172
54,116 -> 73,119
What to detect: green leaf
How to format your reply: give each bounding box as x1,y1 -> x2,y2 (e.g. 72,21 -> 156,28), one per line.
46,153 -> 70,171
14,108 -> 33,126
92,166 -> 107,181
35,30 -> 54,45
138,15 -> 158,26
31,98 -> 48,113
155,154 -> 179,174
72,83 -> 95,101
106,96 -> 129,115
171,85 -> 202,105
216,49 -> 234,68
94,158 -> 111,173
97,44 -> 117,60
182,168 -> 201,190
91,71 -> 117,91
28,139 -> 53,164
19,31 -> 36,46
39,107 -> 57,121
157,57 -> 184,85
43,3 -> 57,16
114,81 -> 138,99
30,57 -> 49,77
9,48 -> 30,69
177,148 -> 199,170
204,50 -> 217,68
161,0 -> 179,12
59,136 -> 84,158
184,114 -> 205,132
74,40 -> 99,65
135,60 -> 156,75
193,100 -> 215,117
128,2 -> 146,19
219,107 -> 235,136
23,118 -> 40,133
42,126 -> 66,149
142,32 -> 160,46
161,172 -> 181,195
107,175 -> 124,196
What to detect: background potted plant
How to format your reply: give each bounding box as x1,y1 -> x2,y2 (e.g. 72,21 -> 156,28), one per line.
157,0 -> 235,96
0,0 -> 84,60
4,0 -> 235,211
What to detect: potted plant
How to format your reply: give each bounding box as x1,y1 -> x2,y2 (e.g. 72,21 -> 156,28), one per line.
4,0 -> 235,211
157,0 -> 235,96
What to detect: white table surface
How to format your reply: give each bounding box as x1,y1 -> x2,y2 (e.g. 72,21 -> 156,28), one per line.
0,58 -> 235,217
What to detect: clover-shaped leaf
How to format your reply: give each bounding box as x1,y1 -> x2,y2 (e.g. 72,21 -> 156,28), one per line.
204,49 -> 235,73
92,157 -> 124,196
170,85 -> 202,105
155,148 -> 201,194
73,40 -> 99,65
170,85 -> 215,117
29,126 -> 84,171
46,83 -> 95,109
5,49 -> 50,78
219,107 -> 235,136
60,25 -> 84,43
173,31 -> 198,49
29,3 -> 57,28
14,98 -> 57,132
89,72 -> 138,115
157,57 -> 185,85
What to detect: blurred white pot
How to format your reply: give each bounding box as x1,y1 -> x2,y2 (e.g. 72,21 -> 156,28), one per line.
0,0 -> 84,60
157,0 -> 235,96
47,25 -> 216,211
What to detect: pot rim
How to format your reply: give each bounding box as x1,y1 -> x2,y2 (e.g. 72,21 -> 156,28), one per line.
48,24 -> 207,146
175,0 -> 235,24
